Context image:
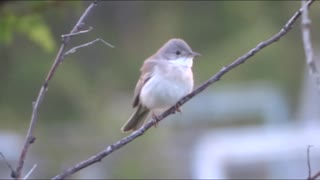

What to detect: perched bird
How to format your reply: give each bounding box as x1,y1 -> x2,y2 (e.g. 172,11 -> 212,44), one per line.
121,38 -> 200,132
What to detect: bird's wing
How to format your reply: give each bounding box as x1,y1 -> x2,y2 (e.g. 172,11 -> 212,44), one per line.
132,59 -> 157,107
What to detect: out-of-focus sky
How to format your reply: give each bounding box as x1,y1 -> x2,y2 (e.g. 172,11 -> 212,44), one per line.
0,1 -> 319,179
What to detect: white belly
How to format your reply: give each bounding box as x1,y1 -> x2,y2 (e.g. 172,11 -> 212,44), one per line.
140,67 -> 193,110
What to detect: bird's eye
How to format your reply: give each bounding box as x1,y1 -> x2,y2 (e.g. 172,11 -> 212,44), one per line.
175,51 -> 181,55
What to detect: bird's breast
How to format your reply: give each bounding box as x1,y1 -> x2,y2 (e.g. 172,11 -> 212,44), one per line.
140,65 -> 193,110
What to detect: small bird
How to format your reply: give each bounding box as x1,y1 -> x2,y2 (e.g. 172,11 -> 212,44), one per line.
121,38 -> 200,132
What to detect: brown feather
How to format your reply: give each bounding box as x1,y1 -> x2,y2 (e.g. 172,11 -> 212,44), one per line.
132,59 -> 158,107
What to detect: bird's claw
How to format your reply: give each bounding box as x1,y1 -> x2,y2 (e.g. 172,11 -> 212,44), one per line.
175,104 -> 182,114
152,113 -> 160,128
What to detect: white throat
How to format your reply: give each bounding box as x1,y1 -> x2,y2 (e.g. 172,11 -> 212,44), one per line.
169,57 -> 193,68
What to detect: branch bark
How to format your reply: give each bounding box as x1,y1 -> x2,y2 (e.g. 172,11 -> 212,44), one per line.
301,0 -> 320,91
51,0 -> 316,179
309,171 -> 320,180
14,1 -> 98,179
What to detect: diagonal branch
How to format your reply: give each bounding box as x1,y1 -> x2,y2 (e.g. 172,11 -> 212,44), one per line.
0,152 -> 15,177
14,1 -> 98,179
51,0 -> 316,179
309,171 -> 320,180
23,164 -> 37,180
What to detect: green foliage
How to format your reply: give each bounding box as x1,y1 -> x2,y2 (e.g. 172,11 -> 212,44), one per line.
17,14 -> 55,52
0,2 -> 56,52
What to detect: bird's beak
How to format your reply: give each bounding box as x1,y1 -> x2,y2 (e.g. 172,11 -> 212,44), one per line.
190,51 -> 201,57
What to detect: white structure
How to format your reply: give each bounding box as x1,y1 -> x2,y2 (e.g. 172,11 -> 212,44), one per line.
192,125 -> 320,179
170,78 -> 319,179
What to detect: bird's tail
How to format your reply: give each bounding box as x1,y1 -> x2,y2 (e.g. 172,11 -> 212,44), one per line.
121,105 -> 150,132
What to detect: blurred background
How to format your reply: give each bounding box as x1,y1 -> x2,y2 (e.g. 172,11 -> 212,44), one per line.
0,1 -> 320,179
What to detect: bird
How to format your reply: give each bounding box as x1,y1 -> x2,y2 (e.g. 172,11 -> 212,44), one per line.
121,38 -> 200,132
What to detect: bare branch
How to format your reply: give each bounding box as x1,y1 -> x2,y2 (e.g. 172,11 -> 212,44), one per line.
307,145 -> 313,179
51,0 -> 316,179
301,0 -> 320,90
22,164 -> 37,180
0,152 -> 15,177
310,171 -> 320,180
64,38 -> 114,57
14,1 -> 98,179
61,27 -> 93,38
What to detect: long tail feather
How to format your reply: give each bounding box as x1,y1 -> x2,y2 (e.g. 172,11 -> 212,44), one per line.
121,105 -> 150,132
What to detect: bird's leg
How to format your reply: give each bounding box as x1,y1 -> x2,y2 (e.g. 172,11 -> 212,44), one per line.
175,104 -> 182,114
152,113 -> 160,128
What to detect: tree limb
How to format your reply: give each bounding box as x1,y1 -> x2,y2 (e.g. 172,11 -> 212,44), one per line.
309,171 -> 320,180
301,0 -> 320,91
14,1 -> 98,179
51,0 -> 316,179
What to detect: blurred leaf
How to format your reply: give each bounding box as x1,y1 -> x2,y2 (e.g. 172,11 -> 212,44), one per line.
16,14 -> 55,53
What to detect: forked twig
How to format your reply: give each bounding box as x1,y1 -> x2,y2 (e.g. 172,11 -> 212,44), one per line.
14,1 -> 99,179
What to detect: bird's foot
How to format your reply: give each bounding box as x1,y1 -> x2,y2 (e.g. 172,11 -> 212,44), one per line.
175,104 -> 182,115
152,113 -> 160,128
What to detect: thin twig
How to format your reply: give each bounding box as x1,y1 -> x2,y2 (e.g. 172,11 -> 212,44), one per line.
62,27 -> 93,38
64,38 -> 114,57
22,164 -> 37,180
307,145 -> 313,179
310,171 -> 320,180
51,1 -> 316,179
0,152 -> 15,177
14,1 -> 98,179
301,0 -> 320,90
